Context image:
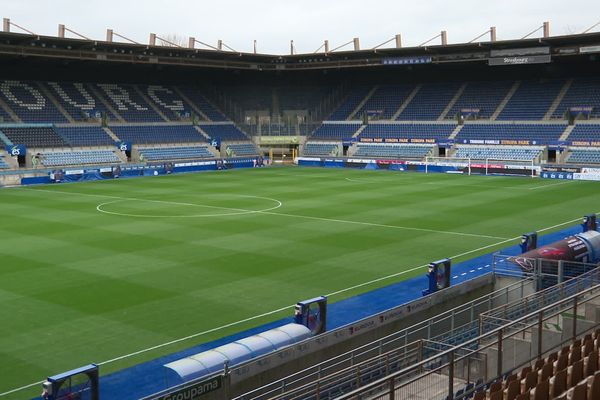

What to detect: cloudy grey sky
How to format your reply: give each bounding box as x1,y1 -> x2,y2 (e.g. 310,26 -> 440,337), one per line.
3,0 -> 599,54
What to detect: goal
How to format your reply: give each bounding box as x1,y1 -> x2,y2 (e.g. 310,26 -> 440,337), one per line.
424,157 -> 472,175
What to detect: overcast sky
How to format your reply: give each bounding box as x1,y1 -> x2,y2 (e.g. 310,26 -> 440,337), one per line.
3,0 -> 599,54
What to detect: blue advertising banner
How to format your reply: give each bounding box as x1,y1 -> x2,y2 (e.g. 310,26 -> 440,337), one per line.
5,144 -> 26,156
541,171 -> 573,180
116,142 -> 132,152
210,138 -> 221,148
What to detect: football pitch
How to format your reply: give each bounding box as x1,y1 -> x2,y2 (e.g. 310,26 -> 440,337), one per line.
1,166 -> 599,398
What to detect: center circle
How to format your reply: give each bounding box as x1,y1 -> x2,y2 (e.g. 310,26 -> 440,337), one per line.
96,194 -> 282,218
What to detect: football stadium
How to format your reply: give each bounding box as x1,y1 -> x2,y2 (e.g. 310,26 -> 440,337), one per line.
1,7 -> 600,400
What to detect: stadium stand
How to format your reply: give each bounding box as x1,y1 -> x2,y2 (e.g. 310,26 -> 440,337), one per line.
354,143 -> 433,159
310,123 -> 361,140
355,84 -> 416,120
303,142 -> 340,156
109,124 -> 206,144
0,126 -> 69,148
138,85 -> 195,121
198,124 -> 248,141
497,79 -> 565,120
0,155 -> 9,169
138,146 -> 214,161
446,80 -> 513,119
328,87 -> 371,120
95,84 -> 164,122
46,82 -> 118,122
455,123 -> 567,144
453,145 -> 543,161
359,123 -> 456,140
40,150 -> 121,166
568,124 -> 600,143
54,126 -> 116,147
396,82 -> 462,120
566,148 -> 600,164
0,80 -> 69,123
176,87 -> 228,121
0,103 -> 14,123
553,77 -> 600,119
226,143 -> 258,156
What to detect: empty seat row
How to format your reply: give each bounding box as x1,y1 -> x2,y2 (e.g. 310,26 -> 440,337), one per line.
566,149 -> 600,164
225,143 -> 258,156
110,125 -> 205,144
198,124 -> 249,141
0,126 -> 69,148
360,123 -> 456,140
138,146 -> 214,161
453,146 -> 542,161
40,150 -> 121,166
303,142 -> 339,156
54,126 -> 116,146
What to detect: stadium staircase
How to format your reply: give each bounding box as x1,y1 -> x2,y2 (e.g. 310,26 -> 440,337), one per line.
439,83 -> 467,120
87,84 -> 126,122
37,82 -> 75,123
352,124 -> 367,138
391,84 -> 422,120
193,125 -> 212,140
559,125 -> 576,141
133,85 -> 170,122
348,86 -> 378,120
448,124 -> 464,140
490,81 -> 521,120
102,127 -> 121,142
545,79 -> 574,120
172,87 -> 210,121
0,95 -> 20,122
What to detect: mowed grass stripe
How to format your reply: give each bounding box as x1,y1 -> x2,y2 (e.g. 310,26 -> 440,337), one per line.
0,167 -> 598,398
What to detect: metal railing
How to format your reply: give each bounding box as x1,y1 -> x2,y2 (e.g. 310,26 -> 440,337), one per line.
234,274 -> 532,400
335,272 -> 600,400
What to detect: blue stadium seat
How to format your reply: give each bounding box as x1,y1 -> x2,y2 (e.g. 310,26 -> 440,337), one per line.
310,124 -> 361,140
95,84 -> 164,122
498,79 -> 565,120
176,87 -> 227,121
138,85 -> 195,121
553,78 -> 600,119
45,82 -> 119,122
328,87 -> 371,120
303,142 -> 339,156
360,123 -> 455,141
0,126 -> 69,147
55,126 -> 116,146
453,146 -> 542,161
566,148 -> 600,164
0,80 -> 68,123
40,150 -> 121,166
110,125 -> 205,144
355,85 -> 415,120
225,143 -> 258,156
198,124 -> 249,141
138,146 -> 215,161
397,82 -> 461,121
568,124 -> 600,143
0,155 -> 9,169
447,81 -> 513,119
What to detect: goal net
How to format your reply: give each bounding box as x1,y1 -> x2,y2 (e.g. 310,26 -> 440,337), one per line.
424,157 -> 472,175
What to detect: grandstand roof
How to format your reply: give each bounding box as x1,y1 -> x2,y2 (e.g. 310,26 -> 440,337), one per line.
0,30 -> 599,71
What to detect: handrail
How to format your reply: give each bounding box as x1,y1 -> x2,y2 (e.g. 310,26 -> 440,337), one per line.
335,269 -> 600,399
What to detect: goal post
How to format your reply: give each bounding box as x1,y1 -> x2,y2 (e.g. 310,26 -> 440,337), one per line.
425,156 -> 472,175
483,158 -> 538,178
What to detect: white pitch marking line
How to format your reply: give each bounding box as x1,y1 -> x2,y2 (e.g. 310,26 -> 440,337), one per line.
23,187 -> 507,240
469,270 -> 475,273
461,273 -> 467,276
1,211 -> 595,396
529,181 -> 574,190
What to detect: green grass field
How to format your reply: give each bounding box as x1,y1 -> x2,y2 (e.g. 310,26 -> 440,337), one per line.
1,167 -> 599,398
